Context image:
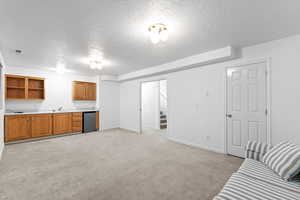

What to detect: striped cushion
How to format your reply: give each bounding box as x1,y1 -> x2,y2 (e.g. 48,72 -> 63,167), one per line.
245,141 -> 272,161
262,141 -> 300,181
214,173 -> 300,200
238,158 -> 300,193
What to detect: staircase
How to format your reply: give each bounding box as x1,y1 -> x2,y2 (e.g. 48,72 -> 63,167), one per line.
160,111 -> 167,129
159,80 -> 167,130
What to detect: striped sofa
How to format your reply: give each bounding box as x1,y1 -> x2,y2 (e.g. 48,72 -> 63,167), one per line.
214,141 -> 300,200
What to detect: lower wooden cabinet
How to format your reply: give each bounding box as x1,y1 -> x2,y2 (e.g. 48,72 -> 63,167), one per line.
5,115 -> 31,142
5,111 -> 99,142
30,114 -> 52,138
72,112 -> 82,132
96,111 -> 100,129
53,113 -> 72,135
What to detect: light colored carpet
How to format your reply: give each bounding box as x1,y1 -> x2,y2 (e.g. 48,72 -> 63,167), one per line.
0,129 -> 242,200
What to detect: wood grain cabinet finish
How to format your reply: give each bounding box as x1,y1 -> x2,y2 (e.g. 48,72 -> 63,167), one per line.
72,112 -> 82,132
5,74 -> 45,100
96,111 -> 100,129
73,81 -> 96,101
5,111 -> 99,142
5,115 -> 31,142
30,114 -> 52,138
73,82 -> 86,100
85,83 -> 96,100
53,113 -> 72,135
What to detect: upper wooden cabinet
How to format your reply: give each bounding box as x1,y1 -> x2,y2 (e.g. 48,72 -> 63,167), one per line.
73,81 -> 96,101
86,83 -> 96,100
5,75 -> 26,100
73,82 -> 86,100
28,77 -> 45,100
5,74 -> 45,100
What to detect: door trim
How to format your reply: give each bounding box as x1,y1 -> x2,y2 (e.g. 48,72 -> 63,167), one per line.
139,79 -> 168,134
224,58 -> 271,154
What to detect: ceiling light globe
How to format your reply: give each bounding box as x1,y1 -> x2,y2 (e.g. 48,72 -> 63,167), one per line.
56,63 -> 66,74
90,61 -> 97,69
150,34 -> 160,44
160,29 -> 169,42
96,63 -> 103,70
148,23 -> 168,44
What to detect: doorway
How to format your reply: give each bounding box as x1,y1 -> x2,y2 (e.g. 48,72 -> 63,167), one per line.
226,60 -> 270,157
141,80 -> 167,135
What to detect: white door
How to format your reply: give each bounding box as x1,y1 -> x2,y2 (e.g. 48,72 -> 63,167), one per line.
226,62 -> 268,157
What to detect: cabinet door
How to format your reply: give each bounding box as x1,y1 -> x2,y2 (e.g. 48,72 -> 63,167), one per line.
53,113 -> 72,135
73,82 -> 86,100
31,114 -> 52,138
5,115 -> 31,142
86,83 -> 96,100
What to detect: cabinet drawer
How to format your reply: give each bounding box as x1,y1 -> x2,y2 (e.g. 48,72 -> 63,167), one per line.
73,127 -> 82,132
72,120 -> 82,132
72,112 -> 82,121
72,112 -> 82,117
72,121 -> 82,127
72,117 -> 82,122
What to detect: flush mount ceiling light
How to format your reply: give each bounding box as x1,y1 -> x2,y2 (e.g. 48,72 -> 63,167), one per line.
56,61 -> 66,74
89,49 -> 104,70
90,60 -> 103,70
148,23 -> 168,44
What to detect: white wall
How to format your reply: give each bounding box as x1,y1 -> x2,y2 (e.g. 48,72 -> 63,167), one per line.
5,67 -> 98,111
141,81 -> 160,130
0,51 -> 5,159
120,35 -> 300,153
4,66 -> 121,134
99,81 -> 120,130
120,80 -> 141,132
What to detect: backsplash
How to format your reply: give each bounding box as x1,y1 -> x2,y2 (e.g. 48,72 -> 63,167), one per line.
5,100 -> 97,112
5,66 -> 99,112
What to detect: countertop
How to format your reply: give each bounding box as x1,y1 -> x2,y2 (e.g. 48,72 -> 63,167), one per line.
4,108 -> 100,116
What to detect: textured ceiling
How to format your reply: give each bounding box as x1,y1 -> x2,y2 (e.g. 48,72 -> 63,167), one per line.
1,0 -> 300,75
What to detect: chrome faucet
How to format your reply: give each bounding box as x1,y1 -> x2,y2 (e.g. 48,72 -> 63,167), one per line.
58,106 -> 63,111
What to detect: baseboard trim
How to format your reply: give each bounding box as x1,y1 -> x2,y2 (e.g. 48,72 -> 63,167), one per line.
119,128 -> 140,134
0,141 -> 4,160
101,127 -> 121,131
5,132 -> 83,145
167,136 -> 225,154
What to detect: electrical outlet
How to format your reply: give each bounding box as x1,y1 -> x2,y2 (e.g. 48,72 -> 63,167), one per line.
205,90 -> 209,96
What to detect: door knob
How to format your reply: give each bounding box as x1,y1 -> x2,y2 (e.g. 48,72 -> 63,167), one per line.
226,114 -> 232,118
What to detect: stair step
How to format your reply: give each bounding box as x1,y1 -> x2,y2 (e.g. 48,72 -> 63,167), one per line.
160,119 -> 167,123
160,124 -> 167,129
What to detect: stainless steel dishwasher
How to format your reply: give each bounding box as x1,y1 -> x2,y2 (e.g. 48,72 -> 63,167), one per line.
83,111 -> 97,133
